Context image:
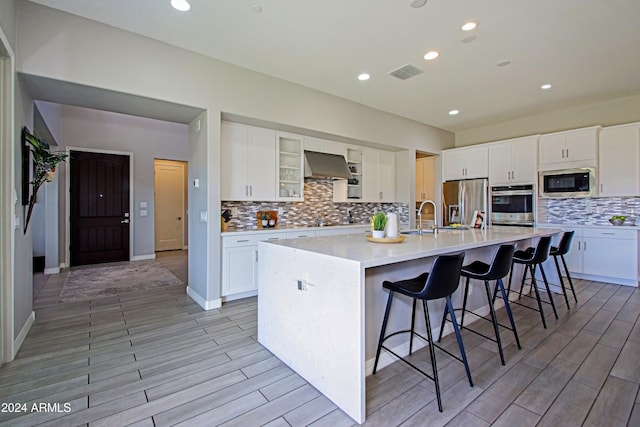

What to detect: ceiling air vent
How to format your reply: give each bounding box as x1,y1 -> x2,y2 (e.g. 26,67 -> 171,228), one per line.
387,64 -> 424,80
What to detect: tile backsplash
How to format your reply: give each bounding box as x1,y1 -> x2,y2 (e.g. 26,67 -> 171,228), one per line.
221,179 -> 409,230
539,197 -> 639,226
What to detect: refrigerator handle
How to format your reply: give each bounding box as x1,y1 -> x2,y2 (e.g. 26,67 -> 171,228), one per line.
459,181 -> 465,225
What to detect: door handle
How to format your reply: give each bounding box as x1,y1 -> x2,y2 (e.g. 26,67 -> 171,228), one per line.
121,219 -> 130,224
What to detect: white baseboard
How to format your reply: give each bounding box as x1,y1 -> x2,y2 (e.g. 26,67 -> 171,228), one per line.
222,290 -> 258,303
44,267 -> 60,275
14,311 -> 35,357
132,254 -> 156,261
186,286 -> 222,310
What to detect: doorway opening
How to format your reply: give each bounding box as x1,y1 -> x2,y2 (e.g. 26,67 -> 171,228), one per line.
154,159 -> 188,252
68,149 -> 133,266
416,151 -> 437,227
0,37 -> 13,363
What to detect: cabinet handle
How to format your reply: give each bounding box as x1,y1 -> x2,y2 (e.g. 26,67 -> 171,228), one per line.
584,241 -> 587,251
578,241 -> 580,250
600,184 -> 603,192
561,149 -> 565,159
566,149 -> 569,158
237,239 -> 250,243
601,232 -> 615,235
249,185 -> 253,196
255,251 -> 258,262
379,191 -> 383,200
245,185 -> 248,196
267,237 -> 280,240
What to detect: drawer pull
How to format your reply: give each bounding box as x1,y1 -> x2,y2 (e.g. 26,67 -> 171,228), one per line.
601,232 -> 615,235
268,237 -> 280,240
236,239 -> 250,243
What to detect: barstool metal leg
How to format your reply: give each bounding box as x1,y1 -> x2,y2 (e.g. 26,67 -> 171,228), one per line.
373,291 -> 394,374
421,300 -> 443,412
484,280 -> 505,365
561,255 -> 578,303
518,263 -> 529,300
497,278 -> 521,349
409,299 -> 417,355
553,255 -> 571,309
539,264 -> 558,319
461,277 -> 471,327
529,266 -> 547,329
445,296 -> 473,387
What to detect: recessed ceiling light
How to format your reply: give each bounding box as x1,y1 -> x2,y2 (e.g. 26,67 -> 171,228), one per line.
541,83 -> 552,90
358,73 -> 370,81
497,59 -> 511,67
171,0 -> 190,12
461,21 -> 477,31
424,51 -> 439,60
449,109 -> 460,116
410,0 -> 428,8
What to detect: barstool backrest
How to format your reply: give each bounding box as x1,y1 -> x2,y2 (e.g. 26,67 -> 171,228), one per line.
531,236 -> 552,264
422,252 -> 465,301
555,231 -> 575,256
486,244 -> 515,279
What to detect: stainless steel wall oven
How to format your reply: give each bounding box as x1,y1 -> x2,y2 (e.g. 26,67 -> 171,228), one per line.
490,184 -> 535,226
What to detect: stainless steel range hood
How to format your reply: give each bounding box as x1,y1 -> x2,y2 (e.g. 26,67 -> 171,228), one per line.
304,151 -> 353,180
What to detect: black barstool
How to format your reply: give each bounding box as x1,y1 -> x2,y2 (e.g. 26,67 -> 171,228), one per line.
372,253 -> 473,412
507,236 -> 557,329
550,231 -> 578,308
438,244 -> 521,366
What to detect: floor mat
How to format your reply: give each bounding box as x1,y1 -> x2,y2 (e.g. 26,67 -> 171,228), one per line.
59,261 -> 184,302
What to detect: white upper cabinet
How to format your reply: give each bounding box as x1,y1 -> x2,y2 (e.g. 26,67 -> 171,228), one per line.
442,146 -> 488,181
538,126 -> 599,170
362,148 -> 396,202
221,122 -> 276,201
598,123 -> 640,197
276,132 -> 304,201
488,136 -> 538,185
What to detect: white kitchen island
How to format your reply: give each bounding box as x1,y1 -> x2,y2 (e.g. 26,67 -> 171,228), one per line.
257,226 -> 559,424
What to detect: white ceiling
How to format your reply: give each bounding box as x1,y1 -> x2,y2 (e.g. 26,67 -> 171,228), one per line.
28,0 -> 640,132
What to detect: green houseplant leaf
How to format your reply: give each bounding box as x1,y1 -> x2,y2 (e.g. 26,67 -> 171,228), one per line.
371,212 -> 388,231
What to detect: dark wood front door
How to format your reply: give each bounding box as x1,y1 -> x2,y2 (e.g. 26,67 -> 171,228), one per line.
70,151 -> 130,266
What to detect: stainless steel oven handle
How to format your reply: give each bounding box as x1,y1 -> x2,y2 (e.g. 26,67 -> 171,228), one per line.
491,190 -> 535,196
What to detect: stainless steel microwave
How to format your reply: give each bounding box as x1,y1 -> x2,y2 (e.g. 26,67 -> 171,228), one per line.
539,167 -> 596,198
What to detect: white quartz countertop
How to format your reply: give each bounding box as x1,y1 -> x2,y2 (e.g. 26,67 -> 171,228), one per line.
538,222 -> 640,230
260,226 -> 560,268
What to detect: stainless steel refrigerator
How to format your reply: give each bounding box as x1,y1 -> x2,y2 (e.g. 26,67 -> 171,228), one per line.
442,178 -> 488,227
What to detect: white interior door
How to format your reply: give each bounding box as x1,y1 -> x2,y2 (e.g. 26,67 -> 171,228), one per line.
154,160 -> 186,251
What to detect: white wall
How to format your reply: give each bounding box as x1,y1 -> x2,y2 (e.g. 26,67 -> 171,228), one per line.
455,93 -> 640,146
15,2 -> 453,307
58,105 -> 189,259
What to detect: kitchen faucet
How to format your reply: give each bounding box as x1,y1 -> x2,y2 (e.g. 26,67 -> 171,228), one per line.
417,200 -> 438,235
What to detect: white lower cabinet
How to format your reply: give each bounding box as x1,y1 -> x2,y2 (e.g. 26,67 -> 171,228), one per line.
542,225 -> 638,286
222,226 -> 370,299
222,233 -> 283,297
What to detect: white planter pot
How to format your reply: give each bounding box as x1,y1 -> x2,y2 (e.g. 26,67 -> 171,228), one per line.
372,230 -> 385,238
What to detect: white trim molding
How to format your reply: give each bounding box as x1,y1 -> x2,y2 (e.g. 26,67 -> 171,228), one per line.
13,311 -> 34,357
186,286 -> 221,310
131,254 -> 156,261
44,267 -> 60,275
0,25 -> 16,364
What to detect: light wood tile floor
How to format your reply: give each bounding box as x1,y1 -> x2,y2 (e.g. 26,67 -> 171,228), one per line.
3,250 -> 640,426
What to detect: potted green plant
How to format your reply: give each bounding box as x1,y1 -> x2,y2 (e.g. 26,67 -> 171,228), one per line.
22,127 -> 68,234
371,212 -> 388,238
